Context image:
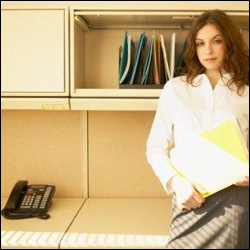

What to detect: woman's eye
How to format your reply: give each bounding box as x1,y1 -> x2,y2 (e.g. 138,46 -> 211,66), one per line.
196,42 -> 204,47
214,39 -> 222,44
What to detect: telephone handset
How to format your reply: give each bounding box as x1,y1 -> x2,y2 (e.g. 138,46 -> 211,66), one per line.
1,180 -> 55,220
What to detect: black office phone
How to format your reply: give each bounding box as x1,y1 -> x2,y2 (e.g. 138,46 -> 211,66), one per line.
1,180 -> 55,220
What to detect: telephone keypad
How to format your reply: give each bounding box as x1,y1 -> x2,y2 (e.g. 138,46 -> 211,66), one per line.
19,186 -> 54,210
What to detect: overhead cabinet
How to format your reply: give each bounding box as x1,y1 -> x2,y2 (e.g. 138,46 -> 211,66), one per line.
70,8 -> 248,110
71,10 -> 190,99
1,8 -> 69,96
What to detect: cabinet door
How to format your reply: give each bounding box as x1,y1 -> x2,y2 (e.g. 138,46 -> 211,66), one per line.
1,9 -> 66,95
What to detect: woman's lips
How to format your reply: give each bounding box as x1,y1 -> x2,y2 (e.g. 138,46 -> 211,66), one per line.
205,58 -> 217,62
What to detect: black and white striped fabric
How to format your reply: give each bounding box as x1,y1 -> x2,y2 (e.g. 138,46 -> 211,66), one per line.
166,186 -> 249,249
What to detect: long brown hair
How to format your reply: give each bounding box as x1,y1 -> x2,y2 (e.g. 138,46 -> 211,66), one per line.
183,9 -> 249,95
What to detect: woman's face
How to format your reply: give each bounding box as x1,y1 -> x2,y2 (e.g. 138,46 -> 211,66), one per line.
195,23 -> 225,73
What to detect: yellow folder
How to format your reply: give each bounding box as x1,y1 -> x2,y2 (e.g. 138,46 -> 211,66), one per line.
201,118 -> 248,165
170,117 -> 249,198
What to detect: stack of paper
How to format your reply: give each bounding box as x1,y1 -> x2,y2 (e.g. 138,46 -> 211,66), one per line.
170,117 -> 249,198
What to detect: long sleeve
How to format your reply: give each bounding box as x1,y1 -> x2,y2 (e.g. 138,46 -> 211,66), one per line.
146,83 -> 176,194
147,74 -> 249,194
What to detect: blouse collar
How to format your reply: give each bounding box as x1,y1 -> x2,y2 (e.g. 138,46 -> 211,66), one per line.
194,73 -> 234,88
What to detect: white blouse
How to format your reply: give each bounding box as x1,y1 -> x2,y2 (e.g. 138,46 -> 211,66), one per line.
146,73 -> 249,193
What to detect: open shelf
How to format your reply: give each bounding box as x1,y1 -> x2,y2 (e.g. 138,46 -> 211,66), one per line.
71,10 -> 193,99
70,9 -> 249,101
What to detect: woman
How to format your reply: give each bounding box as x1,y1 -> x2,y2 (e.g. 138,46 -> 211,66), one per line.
146,10 -> 249,249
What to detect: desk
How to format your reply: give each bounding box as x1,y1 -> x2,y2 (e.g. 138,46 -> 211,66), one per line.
61,198 -> 172,249
1,198 -> 84,249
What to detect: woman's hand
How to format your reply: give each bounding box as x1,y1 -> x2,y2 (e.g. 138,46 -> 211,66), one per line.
234,175 -> 249,186
169,176 -> 205,210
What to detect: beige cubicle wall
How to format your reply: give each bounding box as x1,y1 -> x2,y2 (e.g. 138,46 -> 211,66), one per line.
88,111 -> 167,198
1,110 -> 84,198
1,110 -> 166,199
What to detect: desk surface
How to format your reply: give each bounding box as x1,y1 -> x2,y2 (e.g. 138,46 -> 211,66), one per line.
2,198 -> 172,249
1,198 -> 84,249
61,198 -> 172,249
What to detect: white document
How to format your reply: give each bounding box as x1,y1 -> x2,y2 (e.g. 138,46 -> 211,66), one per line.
170,120 -> 249,197
160,34 -> 171,80
170,33 -> 176,79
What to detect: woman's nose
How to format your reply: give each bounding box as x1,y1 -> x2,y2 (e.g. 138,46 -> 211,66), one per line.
204,43 -> 213,54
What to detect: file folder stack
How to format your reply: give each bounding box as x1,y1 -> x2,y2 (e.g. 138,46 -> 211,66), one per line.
119,31 -> 181,88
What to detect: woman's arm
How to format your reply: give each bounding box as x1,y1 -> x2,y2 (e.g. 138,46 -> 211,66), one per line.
146,82 -> 205,210
146,83 -> 176,193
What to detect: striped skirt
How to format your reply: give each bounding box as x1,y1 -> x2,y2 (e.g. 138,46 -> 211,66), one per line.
166,186 -> 249,249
